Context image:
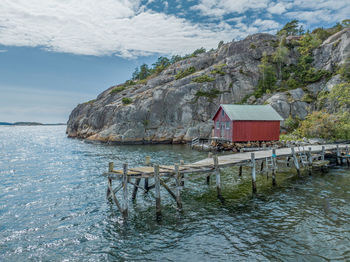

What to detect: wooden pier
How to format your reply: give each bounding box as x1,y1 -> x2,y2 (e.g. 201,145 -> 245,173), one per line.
104,144 -> 350,219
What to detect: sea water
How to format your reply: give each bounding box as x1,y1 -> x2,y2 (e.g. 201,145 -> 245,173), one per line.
1,126 -> 349,261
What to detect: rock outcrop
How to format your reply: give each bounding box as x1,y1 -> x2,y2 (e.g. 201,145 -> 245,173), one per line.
66,28 -> 350,144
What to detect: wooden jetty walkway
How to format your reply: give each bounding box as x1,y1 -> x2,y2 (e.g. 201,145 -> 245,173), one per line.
104,144 -> 350,219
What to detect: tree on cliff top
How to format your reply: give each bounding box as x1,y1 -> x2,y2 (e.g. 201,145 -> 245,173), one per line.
277,20 -> 304,36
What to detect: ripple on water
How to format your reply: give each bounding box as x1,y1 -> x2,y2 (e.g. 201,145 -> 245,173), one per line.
1,126 -> 350,261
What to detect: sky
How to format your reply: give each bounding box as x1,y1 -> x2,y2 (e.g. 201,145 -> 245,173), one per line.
0,0 -> 349,123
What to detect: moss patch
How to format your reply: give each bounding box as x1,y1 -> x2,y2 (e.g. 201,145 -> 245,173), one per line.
192,75 -> 215,83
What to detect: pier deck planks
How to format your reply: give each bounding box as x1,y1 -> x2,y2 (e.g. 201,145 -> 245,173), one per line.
107,144 -> 349,177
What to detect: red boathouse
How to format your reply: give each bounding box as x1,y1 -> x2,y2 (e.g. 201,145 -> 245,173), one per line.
212,104 -> 283,142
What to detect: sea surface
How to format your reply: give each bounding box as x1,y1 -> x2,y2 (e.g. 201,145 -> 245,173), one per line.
1,126 -> 350,261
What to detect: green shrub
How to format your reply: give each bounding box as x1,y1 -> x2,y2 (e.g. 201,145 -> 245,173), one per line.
328,82 -> 350,111
301,93 -> 315,103
280,133 -> 303,142
111,86 -> 126,94
286,78 -> 299,89
124,80 -> 136,86
218,40 -> 224,49
175,66 -> 196,80
83,99 -> 96,105
122,97 -> 132,105
210,64 -> 226,75
143,119 -> 150,127
312,27 -> 331,41
195,89 -> 222,102
137,79 -> 148,85
250,43 -> 257,49
297,111 -> 350,140
284,115 -> 300,132
192,47 -> 206,56
239,93 -> 253,104
338,58 -> 350,81
297,111 -> 337,139
192,75 -> 215,83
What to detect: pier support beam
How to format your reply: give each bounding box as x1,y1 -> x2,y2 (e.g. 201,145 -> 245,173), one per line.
321,146 -> 325,161
251,153 -> 257,194
180,160 -> 185,186
336,145 -> 341,165
207,153 -> 212,184
144,156 -> 151,192
106,162 -> 114,198
291,147 -> 300,176
132,178 -> 141,201
307,147 -> 313,175
213,155 -> 223,202
122,163 -> 129,218
154,164 -> 161,219
174,164 -> 182,210
239,165 -> 242,177
272,149 -> 277,186
346,146 -> 350,167
320,146 -> 326,173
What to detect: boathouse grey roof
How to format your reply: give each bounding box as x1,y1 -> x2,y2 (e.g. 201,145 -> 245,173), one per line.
214,104 -> 284,121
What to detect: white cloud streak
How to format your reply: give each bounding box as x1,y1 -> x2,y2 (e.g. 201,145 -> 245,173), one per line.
0,0 -> 348,58
192,0 -> 270,17
0,0 -> 249,57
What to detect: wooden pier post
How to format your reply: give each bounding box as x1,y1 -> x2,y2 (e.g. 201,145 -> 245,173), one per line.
132,178 -> 141,201
106,162 -> 114,198
251,153 -> 257,194
207,152 -> 212,184
213,155 -> 223,201
239,165 -> 242,177
336,145 -> 341,165
154,164 -> 161,219
291,147 -> 300,176
122,163 -> 128,218
144,156 -> 151,191
308,147 -> 313,175
321,146 -> 325,161
271,149 -> 277,186
174,164 -> 182,210
180,160 -> 185,186
346,146 -> 350,167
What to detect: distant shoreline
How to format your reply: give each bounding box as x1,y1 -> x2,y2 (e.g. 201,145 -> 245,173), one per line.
0,122 -> 66,126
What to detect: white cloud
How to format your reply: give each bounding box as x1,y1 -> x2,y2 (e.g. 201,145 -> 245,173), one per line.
192,0 -> 270,17
253,19 -> 280,31
285,9 -> 333,25
267,2 -> 291,15
0,49 -> 7,53
0,0 -> 250,58
280,0 -> 350,25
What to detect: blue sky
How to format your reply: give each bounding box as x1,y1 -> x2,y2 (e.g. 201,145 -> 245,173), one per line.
0,0 -> 348,123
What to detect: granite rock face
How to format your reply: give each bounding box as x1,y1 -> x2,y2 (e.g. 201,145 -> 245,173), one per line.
67,28 -> 350,144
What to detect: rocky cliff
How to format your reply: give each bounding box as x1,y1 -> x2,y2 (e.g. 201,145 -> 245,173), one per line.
66,27 -> 350,144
